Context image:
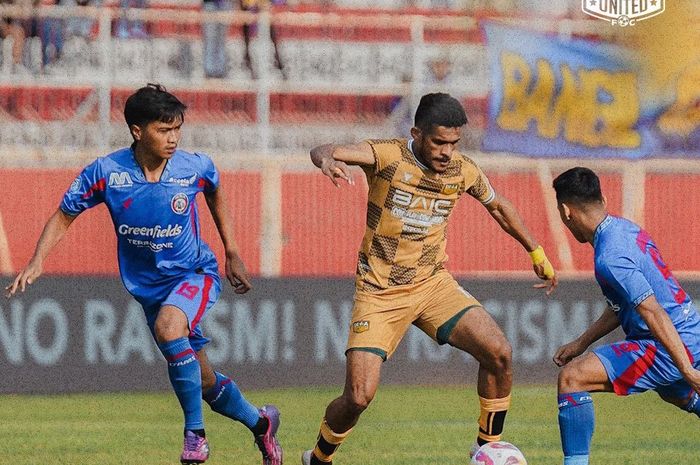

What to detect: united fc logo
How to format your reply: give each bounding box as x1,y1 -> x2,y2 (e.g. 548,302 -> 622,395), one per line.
581,0 -> 664,26
171,193 -> 189,215
352,321 -> 370,333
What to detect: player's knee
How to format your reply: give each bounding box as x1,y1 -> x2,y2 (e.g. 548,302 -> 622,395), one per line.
153,317 -> 188,343
557,365 -> 581,393
484,339 -> 512,374
343,387 -> 375,414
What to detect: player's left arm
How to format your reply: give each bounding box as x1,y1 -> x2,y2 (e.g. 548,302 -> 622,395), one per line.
636,295 -> 700,393
204,186 -> 252,294
484,193 -> 558,294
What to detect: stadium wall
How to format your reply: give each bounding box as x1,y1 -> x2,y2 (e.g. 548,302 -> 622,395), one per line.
7,276 -> 698,394
2,167 -> 700,278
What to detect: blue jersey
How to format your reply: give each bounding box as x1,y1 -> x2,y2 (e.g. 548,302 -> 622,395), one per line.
593,215 -> 700,340
61,147 -> 220,307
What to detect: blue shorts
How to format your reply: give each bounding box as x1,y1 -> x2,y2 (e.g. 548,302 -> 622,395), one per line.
594,337 -> 700,398
144,272 -> 221,352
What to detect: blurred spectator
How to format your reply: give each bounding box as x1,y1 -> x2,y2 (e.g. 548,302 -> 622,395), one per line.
426,54 -> 452,88
0,0 -> 28,71
389,55 -> 456,136
64,0 -> 98,39
38,0 -> 99,68
240,0 -> 286,80
116,0 -> 147,39
202,0 -> 230,78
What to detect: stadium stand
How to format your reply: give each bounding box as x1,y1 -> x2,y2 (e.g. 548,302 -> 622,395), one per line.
0,4 -> 697,278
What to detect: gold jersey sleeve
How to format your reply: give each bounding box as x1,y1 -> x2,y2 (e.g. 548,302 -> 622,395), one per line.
355,139 -> 495,292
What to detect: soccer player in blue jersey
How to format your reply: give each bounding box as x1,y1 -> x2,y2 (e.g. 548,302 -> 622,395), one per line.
551,167 -> 700,465
5,84 -> 283,465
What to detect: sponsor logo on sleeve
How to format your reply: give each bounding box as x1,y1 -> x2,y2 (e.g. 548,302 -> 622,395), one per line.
69,176 -> 81,193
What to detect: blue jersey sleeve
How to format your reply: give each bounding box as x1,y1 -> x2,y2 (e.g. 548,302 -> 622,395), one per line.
198,153 -> 219,194
60,159 -> 106,216
599,251 -> 654,307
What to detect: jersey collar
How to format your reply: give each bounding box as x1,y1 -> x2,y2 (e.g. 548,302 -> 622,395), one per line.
407,139 -> 430,171
593,214 -> 613,248
129,146 -> 172,182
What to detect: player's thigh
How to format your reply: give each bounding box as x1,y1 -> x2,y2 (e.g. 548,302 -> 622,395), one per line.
558,352 -> 613,394
446,306 -> 510,364
341,349 -> 384,404
161,272 -> 221,334
589,340 -> 668,395
412,273 -> 496,352
346,290 -> 415,361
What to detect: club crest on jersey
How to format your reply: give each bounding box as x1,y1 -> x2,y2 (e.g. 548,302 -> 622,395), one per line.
171,193 -> 189,215
442,183 -> 459,195
352,321 -> 370,333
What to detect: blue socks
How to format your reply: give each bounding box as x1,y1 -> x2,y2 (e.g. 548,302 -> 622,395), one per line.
558,392 -> 594,465
159,337 -> 204,431
203,372 -> 261,429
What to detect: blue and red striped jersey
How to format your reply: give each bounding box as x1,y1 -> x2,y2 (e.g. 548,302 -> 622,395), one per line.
594,215 -> 700,340
61,147 -> 220,307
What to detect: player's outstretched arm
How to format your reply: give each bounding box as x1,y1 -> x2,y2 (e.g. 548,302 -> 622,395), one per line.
310,142 -> 375,187
204,187 -> 252,294
483,193 -> 558,294
553,305 -> 619,366
5,208 -> 76,298
637,295 -> 700,393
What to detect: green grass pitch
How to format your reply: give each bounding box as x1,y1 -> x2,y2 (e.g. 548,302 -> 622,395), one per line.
3,385 -> 698,464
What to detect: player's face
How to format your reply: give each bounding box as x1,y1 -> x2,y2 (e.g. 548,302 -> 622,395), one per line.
134,117 -> 183,160
412,125 -> 461,174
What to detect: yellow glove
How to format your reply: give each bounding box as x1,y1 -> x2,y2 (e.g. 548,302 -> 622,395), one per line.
529,245 -> 555,280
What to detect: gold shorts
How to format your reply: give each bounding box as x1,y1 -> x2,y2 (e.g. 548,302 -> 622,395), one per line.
347,271 -> 482,360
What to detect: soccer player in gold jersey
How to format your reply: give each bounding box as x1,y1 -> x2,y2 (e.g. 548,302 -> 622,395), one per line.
301,93 -> 557,465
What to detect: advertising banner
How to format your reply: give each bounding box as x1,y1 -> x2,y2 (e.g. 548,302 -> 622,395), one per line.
5,277 -> 698,394
482,22 -> 699,158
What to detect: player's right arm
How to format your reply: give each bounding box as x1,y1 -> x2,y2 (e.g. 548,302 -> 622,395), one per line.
310,142 -> 375,187
5,209 -> 76,297
553,305 -> 620,367
6,160 -> 105,297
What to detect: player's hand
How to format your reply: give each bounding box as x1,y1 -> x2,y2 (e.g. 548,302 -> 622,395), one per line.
5,260 -> 43,298
529,245 -> 557,295
225,253 -> 252,294
320,158 -> 354,187
553,340 -> 586,367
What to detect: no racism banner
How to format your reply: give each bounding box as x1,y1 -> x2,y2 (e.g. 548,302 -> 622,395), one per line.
481,22 -> 700,158
3,276 -> 700,394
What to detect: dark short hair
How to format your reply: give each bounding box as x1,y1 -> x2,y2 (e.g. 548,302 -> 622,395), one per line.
124,83 -> 187,128
552,167 -> 604,204
414,93 -> 468,132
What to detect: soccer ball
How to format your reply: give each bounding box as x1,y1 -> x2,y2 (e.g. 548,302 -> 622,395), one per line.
470,441 -> 527,465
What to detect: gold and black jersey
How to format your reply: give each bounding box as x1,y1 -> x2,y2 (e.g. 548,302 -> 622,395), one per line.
355,139 -> 495,292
